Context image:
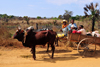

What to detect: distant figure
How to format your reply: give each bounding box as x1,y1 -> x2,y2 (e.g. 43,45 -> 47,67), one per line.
36,23 -> 38,30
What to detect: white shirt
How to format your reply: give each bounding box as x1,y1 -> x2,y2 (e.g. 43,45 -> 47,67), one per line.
71,24 -> 74,27
77,28 -> 86,35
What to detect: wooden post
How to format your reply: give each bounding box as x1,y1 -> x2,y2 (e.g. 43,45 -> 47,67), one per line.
36,23 -> 38,30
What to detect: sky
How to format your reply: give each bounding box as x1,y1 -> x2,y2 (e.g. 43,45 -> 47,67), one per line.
0,0 -> 100,18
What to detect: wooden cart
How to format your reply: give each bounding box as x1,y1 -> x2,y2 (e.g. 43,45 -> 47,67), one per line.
56,33 -> 100,56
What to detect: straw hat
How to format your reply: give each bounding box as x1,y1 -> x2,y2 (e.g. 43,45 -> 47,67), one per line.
61,20 -> 68,23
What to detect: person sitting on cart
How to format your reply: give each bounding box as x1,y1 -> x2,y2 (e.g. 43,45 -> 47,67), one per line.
72,25 -> 86,35
60,20 -> 68,36
68,19 -> 77,33
61,20 -> 68,29
77,25 -> 86,35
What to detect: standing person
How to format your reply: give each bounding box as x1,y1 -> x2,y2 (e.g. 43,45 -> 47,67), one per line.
36,23 -> 38,30
68,19 -> 77,33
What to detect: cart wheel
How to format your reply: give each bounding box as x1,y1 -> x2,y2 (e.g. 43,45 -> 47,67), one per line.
77,38 -> 94,57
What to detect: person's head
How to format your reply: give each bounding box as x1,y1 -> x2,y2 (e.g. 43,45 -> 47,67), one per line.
71,19 -> 74,24
63,21 -> 66,25
79,25 -> 84,29
62,20 -> 67,25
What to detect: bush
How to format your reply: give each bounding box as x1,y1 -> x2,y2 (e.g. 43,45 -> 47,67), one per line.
37,16 -> 41,19
44,17 -> 46,19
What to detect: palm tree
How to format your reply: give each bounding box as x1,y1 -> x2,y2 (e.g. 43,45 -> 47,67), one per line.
84,2 -> 100,31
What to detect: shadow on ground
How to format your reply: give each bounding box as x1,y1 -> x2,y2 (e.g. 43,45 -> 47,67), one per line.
20,52 -> 79,63
20,49 -> 100,63
36,49 -> 72,54
81,50 -> 100,58
36,53 -> 79,63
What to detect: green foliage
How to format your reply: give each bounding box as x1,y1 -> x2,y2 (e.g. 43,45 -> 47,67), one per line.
51,17 -> 60,20
2,14 -> 8,18
63,10 -> 73,22
84,3 -> 99,18
23,16 -> 29,20
44,17 -> 46,19
37,16 -> 41,19
70,15 -> 83,20
70,17 -> 76,20
84,2 -> 100,31
8,15 -> 14,19
58,15 -> 63,19
23,16 -> 30,24
53,17 -> 57,19
53,20 -> 57,25
75,15 -> 80,20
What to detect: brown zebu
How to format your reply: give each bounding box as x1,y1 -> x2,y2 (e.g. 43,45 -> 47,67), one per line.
13,28 -> 57,60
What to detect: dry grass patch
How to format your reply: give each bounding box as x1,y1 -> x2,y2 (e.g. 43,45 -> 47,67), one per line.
0,26 -> 24,48
20,55 -> 32,58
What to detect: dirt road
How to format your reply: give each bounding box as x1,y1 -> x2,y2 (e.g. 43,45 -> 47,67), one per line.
0,47 -> 100,67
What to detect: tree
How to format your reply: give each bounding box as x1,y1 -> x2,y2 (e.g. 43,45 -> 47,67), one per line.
37,16 -> 41,19
23,16 -> 30,25
44,17 -> 46,19
2,14 -> 8,22
63,10 -> 73,22
58,15 -> 63,19
75,15 -> 80,20
84,2 -> 100,31
8,15 -> 14,19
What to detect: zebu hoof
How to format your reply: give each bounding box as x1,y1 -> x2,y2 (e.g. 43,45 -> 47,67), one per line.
46,50 -> 50,52
33,56 -> 36,60
51,57 -> 53,59
33,57 -> 36,60
34,58 -> 36,60
46,50 -> 49,52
